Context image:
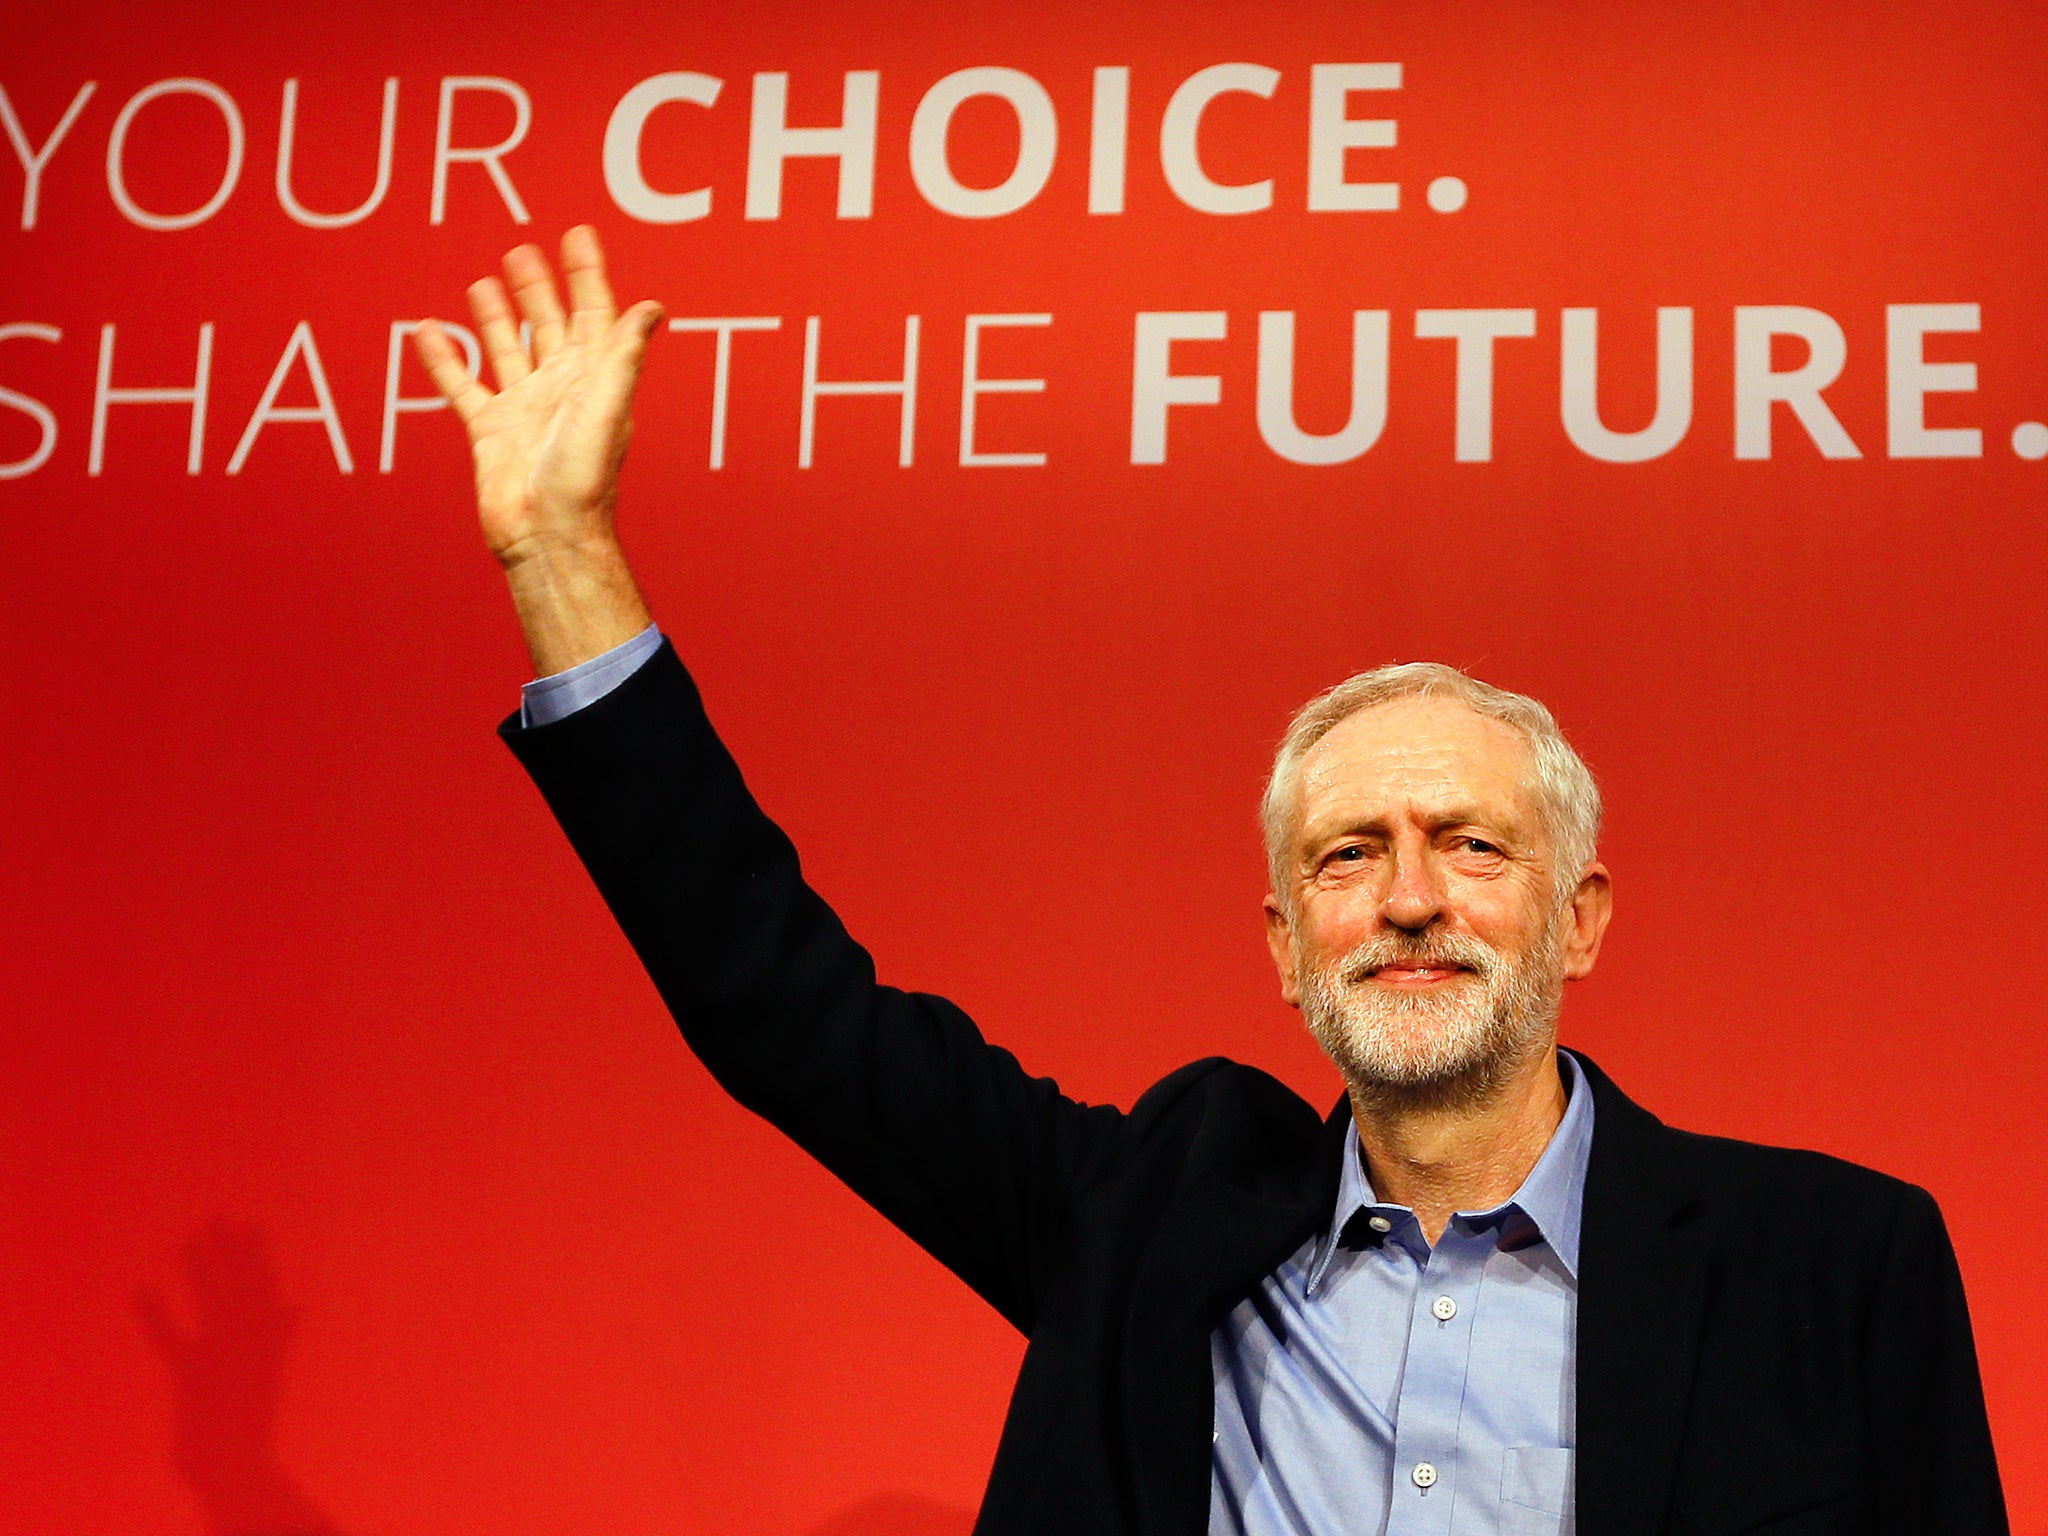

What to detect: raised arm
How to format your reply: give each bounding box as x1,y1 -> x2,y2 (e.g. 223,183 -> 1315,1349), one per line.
415,225 -> 660,677
418,232 -> 1128,1331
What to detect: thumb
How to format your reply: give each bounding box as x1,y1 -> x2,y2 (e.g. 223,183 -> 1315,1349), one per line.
587,302 -> 663,420
612,301 -> 665,363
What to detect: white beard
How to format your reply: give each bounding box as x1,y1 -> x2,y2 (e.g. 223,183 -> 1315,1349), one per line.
1295,920 -> 1565,1102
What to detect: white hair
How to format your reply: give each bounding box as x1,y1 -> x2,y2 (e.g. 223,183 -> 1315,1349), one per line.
1261,662 -> 1602,905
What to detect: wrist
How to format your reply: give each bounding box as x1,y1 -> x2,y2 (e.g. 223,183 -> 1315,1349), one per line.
501,534 -> 653,678
493,513 -> 622,574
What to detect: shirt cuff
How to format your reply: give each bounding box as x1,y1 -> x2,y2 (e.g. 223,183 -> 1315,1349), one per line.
519,623 -> 664,728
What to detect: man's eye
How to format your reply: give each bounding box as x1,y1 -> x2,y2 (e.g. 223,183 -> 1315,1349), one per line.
1331,846 -> 1366,862
1457,837 -> 1501,855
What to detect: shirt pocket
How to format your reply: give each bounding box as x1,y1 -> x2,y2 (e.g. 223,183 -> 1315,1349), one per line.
1501,1447 -> 1574,1535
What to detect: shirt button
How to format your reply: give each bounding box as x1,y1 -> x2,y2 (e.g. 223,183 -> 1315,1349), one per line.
1368,1215 -> 1393,1233
1432,1295 -> 1458,1321
1412,1461 -> 1439,1489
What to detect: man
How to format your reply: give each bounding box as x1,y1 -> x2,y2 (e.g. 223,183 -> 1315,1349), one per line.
416,229 -> 2006,1536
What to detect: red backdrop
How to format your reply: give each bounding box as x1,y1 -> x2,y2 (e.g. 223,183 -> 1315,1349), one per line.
5,2 -> 2045,1532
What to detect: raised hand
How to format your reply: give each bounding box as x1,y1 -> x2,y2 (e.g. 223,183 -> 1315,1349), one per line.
417,226 -> 662,675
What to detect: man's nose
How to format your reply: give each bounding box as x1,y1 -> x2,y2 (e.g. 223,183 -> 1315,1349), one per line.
1379,845 -> 1447,932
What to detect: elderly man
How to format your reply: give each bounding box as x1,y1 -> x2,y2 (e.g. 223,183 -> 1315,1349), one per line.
418,230 -> 2006,1536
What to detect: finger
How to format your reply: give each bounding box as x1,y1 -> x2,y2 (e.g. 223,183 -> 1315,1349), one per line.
503,243 -> 568,363
582,300 -> 665,423
414,319 -> 493,425
561,224 -> 619,345
466,277 -> 531,389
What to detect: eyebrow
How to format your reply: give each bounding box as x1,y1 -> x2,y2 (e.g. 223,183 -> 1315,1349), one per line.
1300,805 -> 1534,854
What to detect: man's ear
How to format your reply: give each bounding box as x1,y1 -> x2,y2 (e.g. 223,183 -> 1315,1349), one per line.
1263,894 -> 1302,1009
1560,863 -> 1613,981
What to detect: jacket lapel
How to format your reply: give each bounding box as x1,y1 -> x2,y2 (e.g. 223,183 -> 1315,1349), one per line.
1121,1094 -> 1349,1536
1572,1053 -> 1711,1536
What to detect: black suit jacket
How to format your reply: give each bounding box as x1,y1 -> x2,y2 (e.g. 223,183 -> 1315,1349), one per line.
504,642 -> 2007,1536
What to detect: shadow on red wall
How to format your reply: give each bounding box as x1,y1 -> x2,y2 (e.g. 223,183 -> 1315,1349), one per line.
139,1221 -> 344,1536
139,1221 -> 976,1536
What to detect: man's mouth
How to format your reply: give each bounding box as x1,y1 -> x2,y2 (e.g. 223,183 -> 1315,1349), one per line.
1360,961 -> 1473,986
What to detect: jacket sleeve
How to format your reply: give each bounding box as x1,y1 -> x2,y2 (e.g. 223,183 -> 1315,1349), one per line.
501,640 -> 1124,1333
1862,1183 -> 2009,1535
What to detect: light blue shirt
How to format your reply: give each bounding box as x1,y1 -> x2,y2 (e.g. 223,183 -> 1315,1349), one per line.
519,623 -> 666,727
1212,1052 -> 1593,1536
521,629 -> 1594,1535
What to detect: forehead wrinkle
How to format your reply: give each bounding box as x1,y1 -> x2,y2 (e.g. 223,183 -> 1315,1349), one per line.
1292,702 -> 1546,851
1303,798 -> 1523,840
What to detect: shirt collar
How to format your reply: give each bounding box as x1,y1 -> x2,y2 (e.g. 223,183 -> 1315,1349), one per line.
1306,1048 -> 1596,1292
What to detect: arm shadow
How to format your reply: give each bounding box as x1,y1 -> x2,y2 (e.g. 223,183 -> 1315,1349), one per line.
137,1220 -> 346,1536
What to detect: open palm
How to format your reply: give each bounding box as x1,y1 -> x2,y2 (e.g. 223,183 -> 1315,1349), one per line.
416,225 -> 662,569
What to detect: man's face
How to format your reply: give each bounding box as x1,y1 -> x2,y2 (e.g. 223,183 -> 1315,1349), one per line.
1263,696 -> 1611,1097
